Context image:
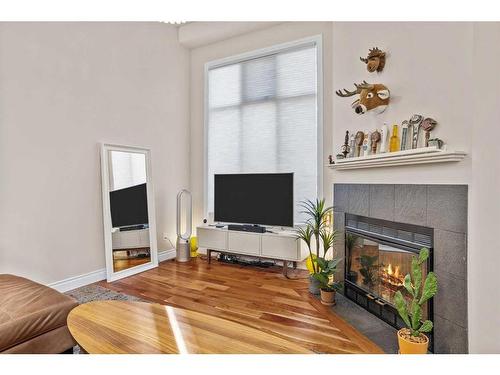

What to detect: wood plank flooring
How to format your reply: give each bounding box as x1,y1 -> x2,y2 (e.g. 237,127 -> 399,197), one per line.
98,257 -> 383,354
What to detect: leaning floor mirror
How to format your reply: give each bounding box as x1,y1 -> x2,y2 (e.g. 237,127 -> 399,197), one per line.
100,143 -> 158,282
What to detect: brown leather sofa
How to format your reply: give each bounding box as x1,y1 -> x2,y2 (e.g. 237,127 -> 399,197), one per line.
0,274 -> 78,354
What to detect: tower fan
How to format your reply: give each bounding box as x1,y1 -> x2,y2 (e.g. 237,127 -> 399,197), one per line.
176,189 -> 192,262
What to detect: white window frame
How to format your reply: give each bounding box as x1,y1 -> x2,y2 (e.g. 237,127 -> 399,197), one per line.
203,34 -> 324,224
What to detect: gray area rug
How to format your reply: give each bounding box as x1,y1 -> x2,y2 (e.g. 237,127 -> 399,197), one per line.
65,284 -> 148,354
65,284 -> 146,304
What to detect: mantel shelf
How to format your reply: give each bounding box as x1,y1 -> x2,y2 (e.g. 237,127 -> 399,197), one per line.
327,147 -> 467,170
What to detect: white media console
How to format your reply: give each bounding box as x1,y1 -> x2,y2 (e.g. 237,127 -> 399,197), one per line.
196,225 -> 304,276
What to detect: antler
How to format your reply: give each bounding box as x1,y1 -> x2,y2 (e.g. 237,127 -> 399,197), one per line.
335,81 -> 372,97
368,47 -> 383,57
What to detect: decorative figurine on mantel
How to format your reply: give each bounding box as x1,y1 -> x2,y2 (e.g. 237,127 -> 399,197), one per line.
335,81 -> 390,115
409,114 -> 424,149
400,120 -> 409,151
341,130 -> 350,158
360,47 -> 386,73
355,131 -> 365,157
421,118 -> 438,147
348,134 -> 356,157
362,132 -> 370,157
370,130 -> 381,154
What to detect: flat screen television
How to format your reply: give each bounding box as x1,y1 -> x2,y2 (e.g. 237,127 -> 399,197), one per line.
110,183 -> 149,228
214,173 -> 293,227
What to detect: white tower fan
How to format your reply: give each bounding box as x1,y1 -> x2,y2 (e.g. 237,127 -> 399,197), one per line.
176,189 -> 192,262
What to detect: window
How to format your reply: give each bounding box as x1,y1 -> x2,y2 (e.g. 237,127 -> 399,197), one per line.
205,37 -> 322,224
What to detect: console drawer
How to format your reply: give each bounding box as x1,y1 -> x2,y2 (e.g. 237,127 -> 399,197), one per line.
261,235 -> 300,260
197,227 -> 227,250
227,232 -> 260,255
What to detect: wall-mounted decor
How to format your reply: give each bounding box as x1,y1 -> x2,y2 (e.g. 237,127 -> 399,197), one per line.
335,81 -> 390,115
360,47 -> 386,73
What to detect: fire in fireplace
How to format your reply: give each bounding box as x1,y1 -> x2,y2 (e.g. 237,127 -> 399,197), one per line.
344,214 -> 434,347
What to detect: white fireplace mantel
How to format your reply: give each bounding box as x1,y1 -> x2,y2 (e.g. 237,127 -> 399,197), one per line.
328,147 -> 467,171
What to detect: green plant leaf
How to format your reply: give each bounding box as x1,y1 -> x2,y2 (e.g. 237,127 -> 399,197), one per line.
403,274 -> 414,297
418,320 -> 433,333
394,291 -> 411,328
410,300 -> 422,332
316,257 -> 327,271
411,256 -> 422,297
419,272 -> 438,305
418,248 -> 429,265
312,273 -> 329,288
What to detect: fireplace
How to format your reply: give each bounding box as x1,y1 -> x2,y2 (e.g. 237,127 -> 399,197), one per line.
344,213 -> 434,350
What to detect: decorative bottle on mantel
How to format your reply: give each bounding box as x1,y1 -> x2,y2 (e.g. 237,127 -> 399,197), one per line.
390,124 -> 400,152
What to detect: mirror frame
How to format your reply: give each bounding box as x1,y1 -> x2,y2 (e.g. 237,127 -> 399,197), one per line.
100,143 -> 159,282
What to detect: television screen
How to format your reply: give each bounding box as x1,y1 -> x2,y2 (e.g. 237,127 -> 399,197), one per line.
214,173 -> 293,227
110,183 -> 149,228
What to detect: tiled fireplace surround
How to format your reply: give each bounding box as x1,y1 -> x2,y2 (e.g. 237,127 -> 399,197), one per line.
333,184 -> 468,353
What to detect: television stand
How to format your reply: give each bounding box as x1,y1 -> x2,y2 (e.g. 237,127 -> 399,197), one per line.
197,225 -> 303,277
227,224 -> 266,233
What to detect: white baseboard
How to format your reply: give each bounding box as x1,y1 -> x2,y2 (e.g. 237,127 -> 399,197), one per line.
159,248 -> 176,262
48,268 -> 106,293
48,248 -> 176,293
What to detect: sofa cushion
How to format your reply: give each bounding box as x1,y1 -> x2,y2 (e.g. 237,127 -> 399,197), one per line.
0,274 -> 78,352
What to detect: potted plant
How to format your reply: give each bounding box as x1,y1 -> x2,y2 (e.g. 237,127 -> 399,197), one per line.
393,248 -> 437,354
296,199 -> 341,297
314,256 -> 343,305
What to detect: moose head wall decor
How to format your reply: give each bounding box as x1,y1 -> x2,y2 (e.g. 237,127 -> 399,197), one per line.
335,81 -> 390,115
360,47 -> 386,73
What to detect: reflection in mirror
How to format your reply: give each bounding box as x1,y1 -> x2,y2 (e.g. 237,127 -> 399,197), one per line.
108,150 -> 151,272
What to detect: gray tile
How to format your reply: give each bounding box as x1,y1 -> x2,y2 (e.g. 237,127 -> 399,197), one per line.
348,184 -> 370,216
427,185 -> 468,233
434,271 -> 468,328
434,315 -> 468,354
332,293 -> 398,353
395,185 -> 427,226
434,229 -> 467,279
333,184 -> 349,212
369,184 -> 395,221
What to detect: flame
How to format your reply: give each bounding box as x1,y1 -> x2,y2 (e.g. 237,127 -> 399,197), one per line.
382,263 -> 404,287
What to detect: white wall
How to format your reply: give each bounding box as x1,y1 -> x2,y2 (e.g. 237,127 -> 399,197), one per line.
330,22 -> 472,186
469,23 -> 500,354
189,22 -> 333,227
0,22 -> 190,284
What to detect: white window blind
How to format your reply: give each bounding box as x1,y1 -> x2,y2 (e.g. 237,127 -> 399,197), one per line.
206,40 -> 319,224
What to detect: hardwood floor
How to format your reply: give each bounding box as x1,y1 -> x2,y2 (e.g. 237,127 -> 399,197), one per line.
98,257 -> 383,354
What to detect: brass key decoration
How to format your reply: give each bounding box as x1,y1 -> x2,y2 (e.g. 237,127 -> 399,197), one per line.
409,114 -> 424,149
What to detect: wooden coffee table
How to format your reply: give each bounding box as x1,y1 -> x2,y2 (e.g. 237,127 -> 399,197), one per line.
67,301 -> 313,354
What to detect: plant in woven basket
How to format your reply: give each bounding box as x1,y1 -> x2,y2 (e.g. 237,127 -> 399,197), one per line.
393,248 -> 437,338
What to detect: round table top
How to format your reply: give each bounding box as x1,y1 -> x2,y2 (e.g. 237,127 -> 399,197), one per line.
67,300 -> 313,354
